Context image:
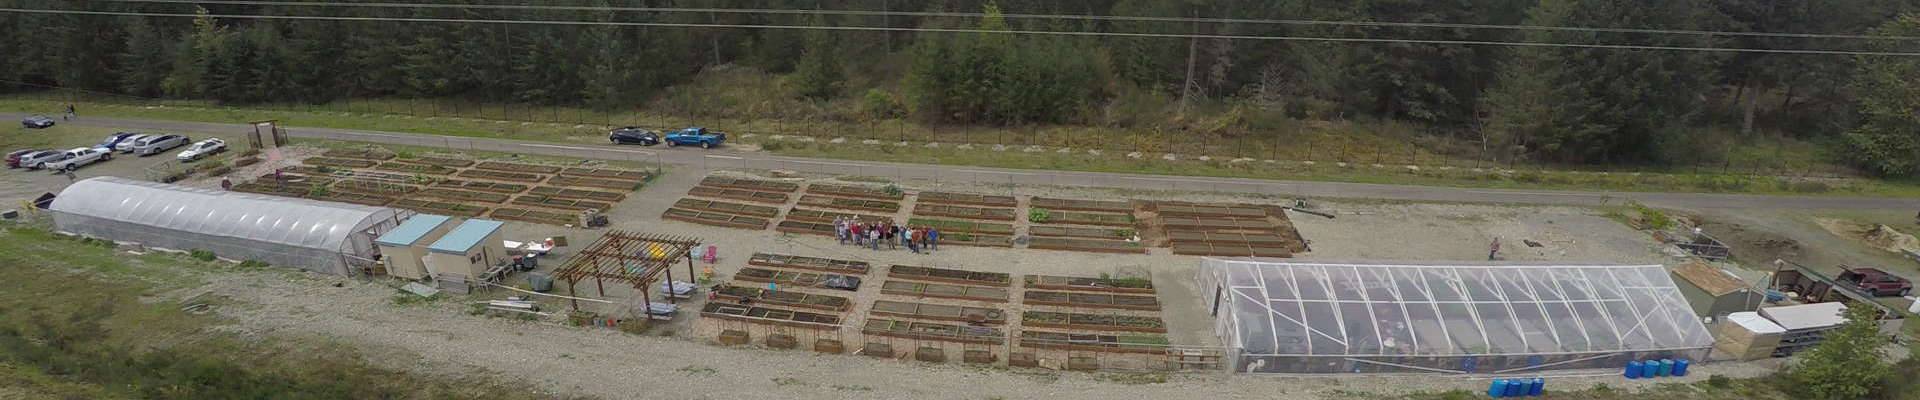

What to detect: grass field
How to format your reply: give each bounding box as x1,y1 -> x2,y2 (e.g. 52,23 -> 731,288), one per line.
6,97 -> 1915,197
0,227 -> 577,399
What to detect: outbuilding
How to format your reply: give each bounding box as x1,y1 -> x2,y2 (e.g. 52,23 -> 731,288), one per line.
373,214 -> 455,280
424,218 -> 508,283
49,177 -> 406,275
1671,261 -> 1764,320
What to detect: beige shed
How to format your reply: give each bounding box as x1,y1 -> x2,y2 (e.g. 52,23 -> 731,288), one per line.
424,219 -> 509,283
372,214 -> 455,280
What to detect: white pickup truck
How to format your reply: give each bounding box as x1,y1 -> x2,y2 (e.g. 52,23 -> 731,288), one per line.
39,147 -> 112,171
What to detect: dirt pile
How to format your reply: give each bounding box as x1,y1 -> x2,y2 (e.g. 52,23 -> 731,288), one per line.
1814,217 -> 1920,255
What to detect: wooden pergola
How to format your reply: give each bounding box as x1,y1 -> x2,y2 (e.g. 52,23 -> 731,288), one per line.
551,230 -> 702,313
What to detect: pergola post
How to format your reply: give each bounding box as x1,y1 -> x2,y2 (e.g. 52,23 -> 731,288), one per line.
567,279 -> 580,311
665,260 -> 678,304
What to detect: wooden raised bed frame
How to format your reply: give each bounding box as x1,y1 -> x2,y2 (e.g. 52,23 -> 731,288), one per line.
455,169 -> 546,183
1021,311 -> 1166,333
528,186 -> 623,201
806,183 -> 902,200
560,167 -> 650,182
906,218 -> 1013,236
796,195 -> 899,213
887,265 -> 1010,287
747,253 -> 871,275
410,156 -> 475,167
870,300 -> 1005,324
302,157 -> 378,168
418,188 -> 511,204
489,207 -> 576,225
1023,275 -> 1156,294
512,195 -> 613,211
322,148 -> 396,161
661,208 -> 769,230
1036,211 -> 1135,227
1026,237 -> 1146,254
1150,202 -> 1269,218
434,179 -> 530,194
672,198 -> 781,218
548,175 -> 640,191
391,198 -> 488,217
913,204 -> 1016,221
1030,197 -> 1132,213
733,267 -> 859,290
711,285 -> 851,312
1029,225 -> 1132,240
915,191 -> 1016,208
775,220 -> 833,236
1022,291 -> 1161,311
701,303 -> 841,329
784,208 -> 889,224
688,186 -> 789,204
879,281 -> 1007,303
475,161 -> 563,174
862,318 -> 1002,345
699,176 -> 800,193
1169,242 -> 1293,258
1018,330 -> 1170,354
374,161 -> 456,175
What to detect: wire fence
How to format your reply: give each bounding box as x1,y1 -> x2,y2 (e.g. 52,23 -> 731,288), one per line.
2,84 -> 1859,181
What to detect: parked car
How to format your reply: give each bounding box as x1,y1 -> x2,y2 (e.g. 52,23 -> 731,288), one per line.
6,149 -> 46,168
176,138 -> 227,161
608,127 -> 660,145
96,132 -> 142,151
114,134 -> 152,153
1838,267 -> 1912,297
38,147 -> 111,171
132,134 -> 189,156
663,127 -> 725,148
17,151 -> 65,170
20,115 -> 54,129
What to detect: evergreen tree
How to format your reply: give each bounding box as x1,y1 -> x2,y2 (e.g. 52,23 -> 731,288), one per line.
1843,14 -> 1920,177
1787,304 -> 1891,400
793,17 -> 846,100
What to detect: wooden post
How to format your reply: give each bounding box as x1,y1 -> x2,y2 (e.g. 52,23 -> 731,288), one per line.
642,286 -> 653,319
567,279 -> 579,311
596,274 -> 605,297
665,261 -> 677,304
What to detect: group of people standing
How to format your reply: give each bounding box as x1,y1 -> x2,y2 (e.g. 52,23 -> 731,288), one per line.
834,216 -> 941,254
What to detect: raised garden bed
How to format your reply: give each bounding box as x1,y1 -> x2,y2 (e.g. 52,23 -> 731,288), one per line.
701,303 -> 841,329
302,157 -> 378,168
489,207 -> 577,225
1169,242 -> 1293,258
797,195 -> 899,213
913,204 -> 1016,221
775,220 -> 834,236
322,147 -> 396,161
547,175 -> 640,191
806,183 -> 902,200
374,161 -> 457,175
887,265 -> 1011,287
1159,216 -> 1275,232
436,179 -> 530,194
907,218 -> 1013,236
310,191 -> 396,206
1027,237 -> 1146,254
511,194 -> 613,211
455,169 -> 546,183
1031,197 -> 1132,213
1029,226 -> 1134,240
699,176 -> 799,193
1022,291 -> 1161,311
1151,202 -> 1268,218
1022,311 -> 1166,333
783,208 -> 889,224
475,161 -> 563,174
1033,210 -> 1135,227
712,285 -> 851,312
732,267 -> 860,291
1018,330 -> 1169,354
938,232 -> 1013,248
862,318 -> 1002,345
1166,231 -> 1291,246
879,281 -> 1007,303
231,182 -> 312,198
673,198 -> 780,218
418,188 -> 511,204
410,156 -> 475,167
391,198 -> 488,217
748,253 -> 871,275
1023,275 -> 1156,294
870,300 -> 1005,324
332,179 -> 420,196
915,191 -> 1016,208
528,186 -> 624,201
661,208 -> 768,230
688,186 -> 789,204
560,167 -> 650,182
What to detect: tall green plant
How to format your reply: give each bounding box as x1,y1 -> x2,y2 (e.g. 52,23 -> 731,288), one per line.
1788,304 -> 1890,400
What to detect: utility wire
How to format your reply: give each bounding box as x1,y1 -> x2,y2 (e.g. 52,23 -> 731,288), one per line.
101,0 -> 1920,41
7,7 -> 1920,57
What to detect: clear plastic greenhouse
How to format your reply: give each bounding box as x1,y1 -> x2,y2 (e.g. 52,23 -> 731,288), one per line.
50,177 -> 408,275
1198,259 -> 1715,374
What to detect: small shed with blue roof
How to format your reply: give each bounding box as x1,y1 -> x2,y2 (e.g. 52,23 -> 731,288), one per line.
372,214 -> 454,280
424,218 -> 509,283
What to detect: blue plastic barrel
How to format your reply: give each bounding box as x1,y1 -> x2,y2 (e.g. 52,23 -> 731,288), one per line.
1656,359 -> 1674,377
1624,361 -> 1642,379
1528,378 -> 1544,396
1489,379 -> 1508,398
1673,359 -> 1691,376
1504,379 -> 1525,397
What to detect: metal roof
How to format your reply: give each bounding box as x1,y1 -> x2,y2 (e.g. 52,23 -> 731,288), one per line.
374,214 -> 451,247
51,177 -> 398,252
428,219 -> 504,254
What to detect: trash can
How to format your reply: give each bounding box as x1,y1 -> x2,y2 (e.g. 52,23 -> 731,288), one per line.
528,273 -> 553,293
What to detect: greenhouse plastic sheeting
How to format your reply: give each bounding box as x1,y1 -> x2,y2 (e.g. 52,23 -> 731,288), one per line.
1198,259 -> 1714,374
50,177 -> 405,275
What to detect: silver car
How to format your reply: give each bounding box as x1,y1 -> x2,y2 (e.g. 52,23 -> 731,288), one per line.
132,134 -> 189,156
115,134 -> 151,153
17,151 -> 64,170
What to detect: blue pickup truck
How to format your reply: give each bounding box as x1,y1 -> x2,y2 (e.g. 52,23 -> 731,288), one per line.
664,127 -> 726,149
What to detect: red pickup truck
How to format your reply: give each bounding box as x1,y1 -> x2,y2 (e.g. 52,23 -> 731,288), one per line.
1838,267 -> 1912,297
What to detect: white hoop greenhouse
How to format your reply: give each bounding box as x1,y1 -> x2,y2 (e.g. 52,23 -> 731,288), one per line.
1198,259 -> 1714,374
50,177 -> 408,275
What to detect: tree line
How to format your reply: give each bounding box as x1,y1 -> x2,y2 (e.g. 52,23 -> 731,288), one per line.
3,0 -> 1919,173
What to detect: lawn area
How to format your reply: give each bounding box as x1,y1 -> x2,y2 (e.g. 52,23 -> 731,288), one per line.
7,97 -> 1917,197
0,227 -> 575,399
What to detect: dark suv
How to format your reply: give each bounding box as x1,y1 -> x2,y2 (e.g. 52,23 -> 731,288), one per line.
1838,267 -> 1912,297
608,127 -> 660,145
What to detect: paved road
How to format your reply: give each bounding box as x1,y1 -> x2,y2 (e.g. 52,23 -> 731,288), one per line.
19,113 -> 1918,211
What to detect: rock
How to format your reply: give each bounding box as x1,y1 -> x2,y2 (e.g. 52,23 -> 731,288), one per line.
992,144 -> 1008,152
573,124 -> 587,129
1162,153 -> 1179,161
1336,162 -> 1349,168
895,141 -> 909,147
1022,145 -> 1043,153
1056,147 -> 1071,154
1405,165 -> 1419,171
1087,149 -> 1102,156
1127,152 -> 1142,159
741,133 -> 757,138
1231,157 -> 1254,163
861,139 -> 881,145
770,135 -> 786,140
1303,161 -> 1316,166
1197,155 -> 1211,161
957,144 -> 973,150
830,137 -> 846,143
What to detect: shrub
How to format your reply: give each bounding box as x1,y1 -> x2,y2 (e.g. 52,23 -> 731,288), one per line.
1630,202 -> 1673,230
1706,374 -> 1732,388
760,140 -> 785,152
189,249 -> 216,261
1787,305 -> 1890,400
237,260 -> 270,269
395,150 -> 417,159
860,89 -> 902,120
1028,208 -> 1052,223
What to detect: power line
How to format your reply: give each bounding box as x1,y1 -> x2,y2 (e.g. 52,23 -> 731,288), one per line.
7,7 -> 1920,57
101,0 -> 1920,41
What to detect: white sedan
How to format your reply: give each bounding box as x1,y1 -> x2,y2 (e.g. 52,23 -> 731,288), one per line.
177,138 -> 228,162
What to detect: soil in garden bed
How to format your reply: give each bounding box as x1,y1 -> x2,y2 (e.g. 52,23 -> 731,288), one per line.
747,253 -> 871,275
661,208 -> 770,230
409,156 -> 476,167
702,303 -> 842,328
436,179 -> 531,194
672,198 -> 781,218
805,183 -> 903,200
321,148 -> 396,161
688,186 -> 789,204
887,265 -> 1011,287
775,220 -> 834,236
938,232 -> 1013,248
870,300 -> 1005,325
1022,291 -> 1161,311
231,182 -> 312,198
862,318 -> 1002,345
699,176 -> 800,193
511,195 -> 613,211
912,204 -> 1016,221
914,191 -> 1016,208
1026,237 -> 1146,254
879,281 -> 1008,302
311,191 -> 396,206
1018,330 -> 1169,354
374,161 -> 457,175
332,179 -> 421,196
1032,210 -> 1136,227
1146,201 -> 1270,218
490,207 -> 579,225
1020,311 -> 1166,333
301,157 -> 378,168
559,167 -> 650,182
906,218 -> 1013,236
547,175 -> 640,191
475,161 -> 563,174
418,188 -> 512,204
391,198 -> 489,217
455,169 -> 547,183
1169,242 -> 1293,257
528,186 -> 625,201
1029,225 -> 1134,240
796,195 -> 899,213
783,208 -> 890,224
1030,197 -> 1134,213
1023,275 -> 1156,294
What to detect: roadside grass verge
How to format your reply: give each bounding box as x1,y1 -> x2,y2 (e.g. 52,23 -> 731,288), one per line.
7,98 -> 1912,197
0,227 -> 582,400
